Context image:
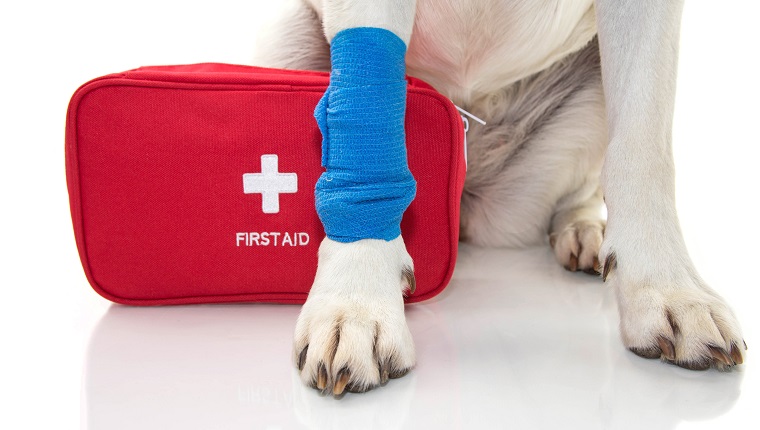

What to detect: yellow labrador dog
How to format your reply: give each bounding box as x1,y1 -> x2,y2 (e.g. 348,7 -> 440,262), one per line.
256,0 -> 745,396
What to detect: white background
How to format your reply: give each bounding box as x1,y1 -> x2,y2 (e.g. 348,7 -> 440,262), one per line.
1,1 -> 758,429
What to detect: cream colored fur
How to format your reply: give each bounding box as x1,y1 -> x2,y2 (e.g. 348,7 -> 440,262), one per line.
254,0 -> 746,395
293,237 -> 416,393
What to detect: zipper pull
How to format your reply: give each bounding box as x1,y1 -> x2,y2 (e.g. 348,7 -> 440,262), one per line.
454,105 -> 486,172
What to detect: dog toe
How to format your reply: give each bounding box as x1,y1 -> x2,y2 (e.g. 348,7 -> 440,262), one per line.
614,271 -> 745,371
293,237 -> 416,397
551,220 -> 604,275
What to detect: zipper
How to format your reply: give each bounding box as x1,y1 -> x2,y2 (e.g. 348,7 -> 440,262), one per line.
454,105 -> 486,171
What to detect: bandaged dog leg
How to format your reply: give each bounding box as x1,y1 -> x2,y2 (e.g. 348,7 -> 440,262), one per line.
314,27 -> 416,242
296,21 -> 418,396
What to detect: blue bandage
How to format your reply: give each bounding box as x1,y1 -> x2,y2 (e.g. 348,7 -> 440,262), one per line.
314,27 -> 417,243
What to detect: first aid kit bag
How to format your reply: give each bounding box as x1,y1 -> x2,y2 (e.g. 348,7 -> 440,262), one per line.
65,63 -> 466,305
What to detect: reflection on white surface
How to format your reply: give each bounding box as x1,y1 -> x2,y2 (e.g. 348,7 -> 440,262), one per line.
83,245 -> 743,430
0,2 -> 756,429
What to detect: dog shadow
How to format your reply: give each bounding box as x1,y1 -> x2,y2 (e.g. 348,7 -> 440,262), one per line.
82,246 -> 743,429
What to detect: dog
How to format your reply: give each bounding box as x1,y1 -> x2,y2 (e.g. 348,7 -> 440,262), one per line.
254,0 -> 746,396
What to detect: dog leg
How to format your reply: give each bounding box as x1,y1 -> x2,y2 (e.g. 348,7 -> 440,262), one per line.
595,0 -> 745,369
550,187 -> 605,274
294,237 -> 416,394
292,0 -> 420,395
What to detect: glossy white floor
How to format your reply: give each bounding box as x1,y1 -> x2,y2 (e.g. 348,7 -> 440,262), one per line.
2,1 -> 758,429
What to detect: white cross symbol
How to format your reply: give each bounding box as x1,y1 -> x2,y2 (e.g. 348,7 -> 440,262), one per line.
243,154 -> 298,214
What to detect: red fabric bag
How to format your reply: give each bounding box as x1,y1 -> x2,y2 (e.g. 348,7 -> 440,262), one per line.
66,63 -> 466,305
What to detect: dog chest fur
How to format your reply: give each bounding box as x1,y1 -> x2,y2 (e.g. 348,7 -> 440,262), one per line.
305,0 -> 598,105
406,0 -> 597,105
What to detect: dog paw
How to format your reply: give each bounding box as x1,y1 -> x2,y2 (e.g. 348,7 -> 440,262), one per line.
293,236 -> 416,396
550,220 -> 604,274
604,255 -> 746,370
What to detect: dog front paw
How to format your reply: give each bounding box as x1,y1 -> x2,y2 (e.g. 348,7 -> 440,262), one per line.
550,220 -> 604,274
604,252 -> 746,370
293,237 -> 416,396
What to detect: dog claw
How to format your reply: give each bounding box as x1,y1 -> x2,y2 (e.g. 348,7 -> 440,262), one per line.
709,345 -> 734,367
316,362 -> 328,390
379,362 -> 390,385
389,367 -> 410,379
333,368 -> 350,396
730,343 -> 744,365
578,256 -> 601,275
297,346 -> 308,371
602,253 -> 617,282
657,337 -> 676,361
567,253 -> 578,272
630,336 -> 676,361
581,256 -> 601,275
583,263 -> 601,275
402,266 -> 416,295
